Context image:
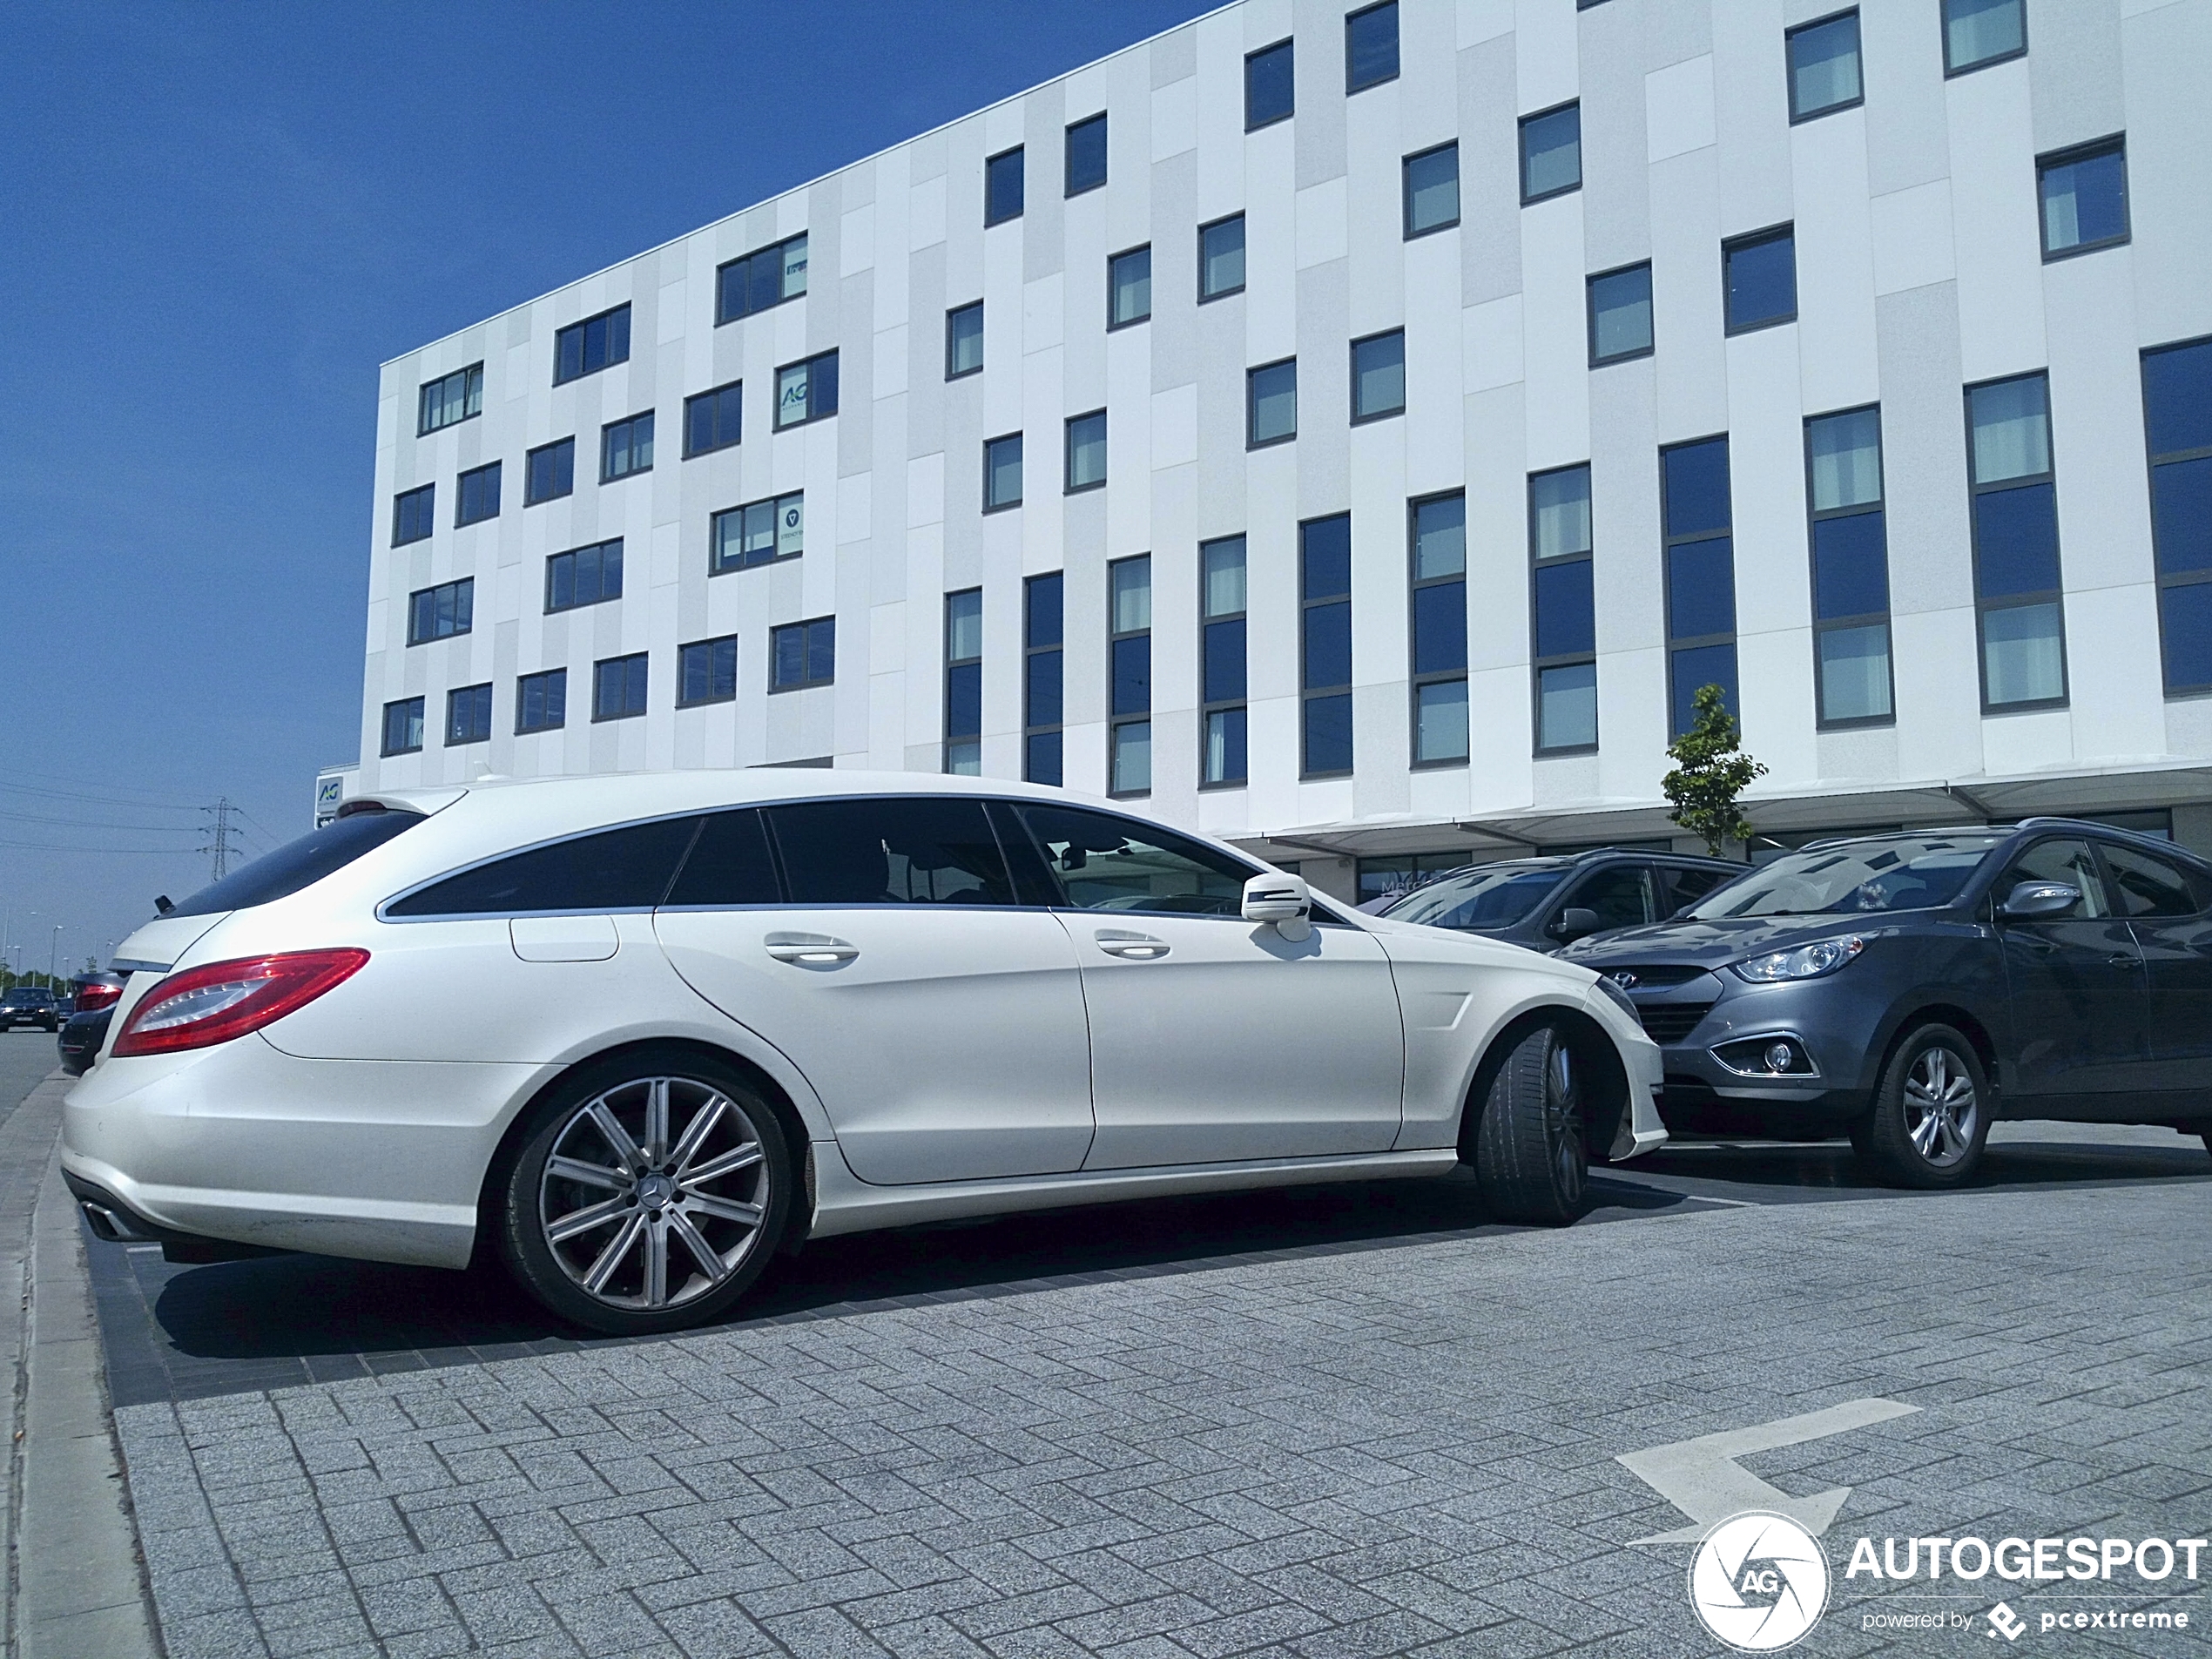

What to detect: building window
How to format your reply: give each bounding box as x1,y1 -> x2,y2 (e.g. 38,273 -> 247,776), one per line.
1787,10 -> 1863,122
601,411 -> 655,482
984,433 -> 1023,511
392,483 -> 435,547
774,351 -> 838,428
1587,263 -> 1654,366
593,653 -> 649,722
715,233 -> 807,325
1411,493 -> 1468,766
525,438 -> 574,505
1351,330 -> 1406,423
1199,214 -> 1246,300
554,305 -> 630,385
1662,437 -> 1738,736
946,301 -> 984,379
1201,536 -> 1248,786
445,683 -> 493,746
546,538 -> 624,613
771,617 -> 835,691
2144,337 -> 2212,696
1246,39 -> 1294,131
1248,358 -> 1298,448
1065,112 -> 1107,196
516,669 -> 566,734
1403,142 -> 1460,238
711,492 -> 803,574
1345,1 -> 1398,92
1109,246 -> 1151,328
1302,514 -> 1353,777
1025,573 -> 1064,786
1065,410 -> 1107,493
2038,138 -> 2128,260
985,146 -> 1025,226
408,577 -> 474,646
944,589 -> 983,775
1520,102 -> 1581,204
455,461 -> 501,527
1968,373 -> 2066,708
1944,0 -> 2024,74
684,381 -> 742,457
1530,465 -> 1597,753
1109,556 -> 1151,794
1805,408 -> 1893,725
381,698 -> 424,757
417,363 -> 482,435
1724,225 -> 1797,334
678,635 -> 738,707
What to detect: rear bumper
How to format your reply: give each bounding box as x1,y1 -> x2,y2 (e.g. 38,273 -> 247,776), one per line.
62,1171 -> 286,1264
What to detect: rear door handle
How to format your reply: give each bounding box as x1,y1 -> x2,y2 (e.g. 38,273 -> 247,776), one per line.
1094,929 -> 1170,961
2108,954 -> 2142,971
765,932 -> 859,965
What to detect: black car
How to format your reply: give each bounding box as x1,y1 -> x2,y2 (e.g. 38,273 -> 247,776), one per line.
57,971 -> 127,1076
0,986 -> 61,1033
1559,819 -> 2212,1186
1379,846 -> 1743,950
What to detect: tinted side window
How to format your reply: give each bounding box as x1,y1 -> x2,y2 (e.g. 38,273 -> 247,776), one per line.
767,798 -> 1014,905
1016,804 -> 1251,916
1664,864 -> 1734,913
169,810 -> 428,918
2101,844 -> 2200,919
1997,839 -> 2112,918
664,810 -> 780,907
1563,865 -> 1653,930
387,817 -> 702,917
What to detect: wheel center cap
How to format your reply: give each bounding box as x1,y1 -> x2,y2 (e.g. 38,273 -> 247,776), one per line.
637,1173 -> 675,1210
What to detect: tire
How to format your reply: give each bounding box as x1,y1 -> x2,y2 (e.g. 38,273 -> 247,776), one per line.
1472,1022 -> 1588,1225
497,1049 -> 793,1335
1851,1023 -> 1991,1189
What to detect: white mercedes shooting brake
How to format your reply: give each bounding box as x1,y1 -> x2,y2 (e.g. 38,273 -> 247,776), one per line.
64,772 -> 1664,1334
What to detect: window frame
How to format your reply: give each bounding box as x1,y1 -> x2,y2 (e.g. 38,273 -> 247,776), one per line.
1247,357 -> 1298,450
1107,244 -> 1152,330
1586,261 -> 1655,367
714,232 -> 809,327
406,577 -> 475,647
599,409 -> 655,482
1198,213 -> 1247,302
416,363 -> 483,436
982,432 -> 1024,513
524,437 -> 575,506
683,380 -> 743,458
444,682 -> 494,747
553,304 -> 631,386
1784,8 -> 1865,125
1024,573 -> 1064,786
1350,328 -> 1407,425
1723,223 -> 1797,335
1300,512 -> 1355,779
984,145 -> 1026,226
516,668 -> 567,735
1107,554 -> 1153,798
1942,0 -> 2027,77
769,617 -> 836,693
1529,464 -> 1599,757
1803,403 -> 1896,730
1660,435 -> 1740,738
1064,112 -> 1108,197
943,588 -> 983,776
710,490 -> 804,577
544,537 -> 624,616
454,461 -> 501,528
1408,491 -> 1469,770
676,635 -> 739,709
1518,100 -> 1581,206
591,652 -> 650,724
1401,140 -> 1460,239
1064,409 -> 1107,495
1344,0 -> 1399,94
392,483 -> 435,548
1965,370 -> 2069,713
773,350 -> 839,430
2141,334 -> 2212,698
2036,135 -> 2130,263
1244,38 -> 1295,132
381,697 -> 425,758
945,300 -> 984,381
1199,535 -> 1249,790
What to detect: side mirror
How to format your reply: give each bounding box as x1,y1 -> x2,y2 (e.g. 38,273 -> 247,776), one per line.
1999,880 -> 2080,921
1243,873 -> 1313,942
1551,906 -> 1603,942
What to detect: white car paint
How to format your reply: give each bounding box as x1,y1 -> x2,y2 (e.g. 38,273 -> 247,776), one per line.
62,770 -> 1665,1271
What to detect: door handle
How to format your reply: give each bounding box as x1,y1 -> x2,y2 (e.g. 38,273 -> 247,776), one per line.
1094,929 -> 1170,961
2107,954 -> 2142,971
765,932 -> 859,965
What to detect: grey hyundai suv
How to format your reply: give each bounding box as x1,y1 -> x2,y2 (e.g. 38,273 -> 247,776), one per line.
1558,819 -> 2212,1187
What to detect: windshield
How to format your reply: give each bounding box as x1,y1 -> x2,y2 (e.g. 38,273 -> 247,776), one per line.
1386,864 -> 1568,930
165,809 -> 428,919
1688,834 -> 2006,919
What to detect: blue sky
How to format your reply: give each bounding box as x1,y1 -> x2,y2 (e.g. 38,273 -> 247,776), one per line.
0,0 -> 1217,974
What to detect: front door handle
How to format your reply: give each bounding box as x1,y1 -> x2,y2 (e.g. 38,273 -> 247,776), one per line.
765,932 -> 859,965
2107,954 -> 2142,971
1094,929 -> 1170,961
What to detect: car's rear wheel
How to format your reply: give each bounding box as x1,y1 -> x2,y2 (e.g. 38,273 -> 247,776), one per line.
498,1051 -> 792,1335
1851,1023 -> 1990,1189
1472,1022 -> 1588,1225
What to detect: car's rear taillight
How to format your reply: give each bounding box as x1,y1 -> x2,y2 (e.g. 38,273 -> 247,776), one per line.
111,950 -> 368,1056
75,982 -> 123,1012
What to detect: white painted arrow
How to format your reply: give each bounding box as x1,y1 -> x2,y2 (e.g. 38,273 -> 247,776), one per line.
1617,1397 -> 1921,1545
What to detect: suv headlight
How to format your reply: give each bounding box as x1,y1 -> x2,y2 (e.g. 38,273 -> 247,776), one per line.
1595,974 -> 1640,1021
1732,935 -> 1865,982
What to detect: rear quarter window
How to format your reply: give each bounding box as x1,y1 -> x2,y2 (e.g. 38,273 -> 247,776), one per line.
386,816 -> 704,917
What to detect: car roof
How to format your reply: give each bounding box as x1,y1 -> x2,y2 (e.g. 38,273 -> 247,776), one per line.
1406,846 -> 1737,883
1789,818 -> 2207,869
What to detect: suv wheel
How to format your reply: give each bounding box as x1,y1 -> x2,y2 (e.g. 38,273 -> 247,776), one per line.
498,1050 -> 792,1335
1851,1023 -> 1990,1189
1471,1021 -> 1587,1225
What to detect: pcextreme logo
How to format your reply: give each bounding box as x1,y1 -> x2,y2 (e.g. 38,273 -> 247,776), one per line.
1689,1512 -> 1831,1652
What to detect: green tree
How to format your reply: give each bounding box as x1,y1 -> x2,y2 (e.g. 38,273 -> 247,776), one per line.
1662,683 -> 1767,857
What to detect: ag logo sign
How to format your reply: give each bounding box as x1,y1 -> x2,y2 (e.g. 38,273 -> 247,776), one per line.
1689,1511 -> 1831,1651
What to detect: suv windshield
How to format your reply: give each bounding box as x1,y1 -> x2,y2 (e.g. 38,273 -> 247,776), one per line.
1386,863 -> 1568,930
165,808 -> 428,919
2,990 -> 51,1004
1688,834 -> 2006,919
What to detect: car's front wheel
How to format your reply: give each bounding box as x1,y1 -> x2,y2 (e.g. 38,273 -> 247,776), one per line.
1851,1023 -> 1990,1189
1470,1021 -> 1588,1225
497,1051 -> 793,1335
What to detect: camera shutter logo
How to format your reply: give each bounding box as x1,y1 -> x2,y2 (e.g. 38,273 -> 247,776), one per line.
1688,1511 -> 1831,1651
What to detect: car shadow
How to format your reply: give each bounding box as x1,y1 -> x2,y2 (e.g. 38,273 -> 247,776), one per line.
1620,1128 -> 2212,1201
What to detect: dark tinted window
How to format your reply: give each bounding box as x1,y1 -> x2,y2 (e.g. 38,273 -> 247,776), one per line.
1015,804 -> 1251,916
168,810 -> 428,919
1386,864 -> 1567,930
386,816 -> 702,917
1663,864 -> 1736,912
2101,844 -> 2201,918
767,798 -> 1014,906
664,810 -> 780,907
1564,865 -> 1653,930
1246,40 -> 1294,130
1997,839 -> 2111,919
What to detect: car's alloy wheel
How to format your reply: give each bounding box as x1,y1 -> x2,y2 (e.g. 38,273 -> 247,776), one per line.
1853,1023 -> 1990,1189
1471,1021 -> 1587,1225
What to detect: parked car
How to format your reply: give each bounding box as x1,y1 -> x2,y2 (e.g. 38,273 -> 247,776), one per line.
1380,847 -> 1743,951
57,971 -> 127,1076
0,986 -> 61,1032
1558,819 -> 2212,1187
62,772 -> 1665,1334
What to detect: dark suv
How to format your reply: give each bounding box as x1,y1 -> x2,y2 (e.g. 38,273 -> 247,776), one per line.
1379,847 -> 1743,951
1560,819 -> 2212,1186
0,987 -> 61,1033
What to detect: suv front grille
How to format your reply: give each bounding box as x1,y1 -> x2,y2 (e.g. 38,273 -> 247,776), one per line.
1602,964 -> 1709,988
1637,1003 -> 1715,1045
